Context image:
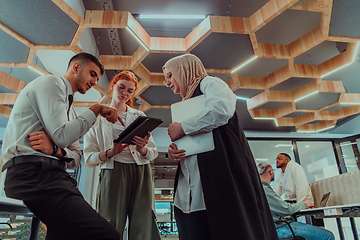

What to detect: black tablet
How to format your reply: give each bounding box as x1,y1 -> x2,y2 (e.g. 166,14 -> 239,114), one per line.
113,116 -> 163,144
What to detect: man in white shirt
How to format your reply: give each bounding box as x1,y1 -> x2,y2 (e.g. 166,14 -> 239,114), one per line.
1,53 -> 120,240
274,153 -> 314,203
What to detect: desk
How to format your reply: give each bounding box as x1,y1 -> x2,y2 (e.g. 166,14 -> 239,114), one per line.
0,200 -> 40,240
295,204 -> 360,240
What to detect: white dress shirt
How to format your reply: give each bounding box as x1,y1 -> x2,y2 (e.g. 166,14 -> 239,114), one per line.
2,75 -> 96,169
83,106 -> 158,169
174,76 -> 236,213
274,160 -> 314,203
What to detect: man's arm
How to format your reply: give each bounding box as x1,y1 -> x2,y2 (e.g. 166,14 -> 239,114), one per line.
26,76 -> 118,149
28,131 -> 81,170
263,182 -> 307,216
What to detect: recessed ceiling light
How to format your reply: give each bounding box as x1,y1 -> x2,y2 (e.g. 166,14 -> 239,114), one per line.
126,26 -> 149,51
294,91 -> 319,102
139,14 -> 206,20
231,56 -> 258,73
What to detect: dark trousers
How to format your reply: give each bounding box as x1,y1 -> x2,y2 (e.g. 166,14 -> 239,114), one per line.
174,206 -> 211,240
4,161 -> 120,240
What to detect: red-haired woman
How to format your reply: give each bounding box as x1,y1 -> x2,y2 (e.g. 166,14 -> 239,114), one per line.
84,71 -> 160,240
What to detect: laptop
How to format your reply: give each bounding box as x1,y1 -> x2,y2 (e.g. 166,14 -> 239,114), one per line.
171,95 -> 215,157
319,192 -> 331,208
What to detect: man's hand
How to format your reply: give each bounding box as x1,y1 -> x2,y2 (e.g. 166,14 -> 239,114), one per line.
168,143 -> 186,162
304,200 -> 314,209
167,122 -> 185,142
28,131 -> 54,155
90,104 -> 118,123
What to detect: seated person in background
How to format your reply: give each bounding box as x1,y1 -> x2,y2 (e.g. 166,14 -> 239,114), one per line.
258,162 -> 335,240
274,153 -> 314,203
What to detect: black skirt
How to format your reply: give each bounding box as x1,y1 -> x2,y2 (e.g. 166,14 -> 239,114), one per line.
175,83 -> 278,240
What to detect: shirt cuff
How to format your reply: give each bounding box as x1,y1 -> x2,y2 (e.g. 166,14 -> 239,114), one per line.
80,109 -> 97,126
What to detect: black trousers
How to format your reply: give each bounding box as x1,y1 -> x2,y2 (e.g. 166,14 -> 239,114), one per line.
4,161 -> 120,240
174,206 -> 211,240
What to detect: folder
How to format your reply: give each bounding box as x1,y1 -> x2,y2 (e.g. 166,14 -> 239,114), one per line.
171,95 -> 215,157
113,116 -> 163,144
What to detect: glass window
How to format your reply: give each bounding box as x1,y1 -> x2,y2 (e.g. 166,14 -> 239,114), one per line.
248,140 -> 294,187
339,139 -> 360,173
296,141 -> 339,183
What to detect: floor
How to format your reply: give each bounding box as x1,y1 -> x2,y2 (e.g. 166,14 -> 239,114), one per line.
161,234 -> 178,239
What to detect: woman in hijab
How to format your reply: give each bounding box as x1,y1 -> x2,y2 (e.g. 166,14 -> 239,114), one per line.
83,71 -> 160,240
163,54 -> 278,240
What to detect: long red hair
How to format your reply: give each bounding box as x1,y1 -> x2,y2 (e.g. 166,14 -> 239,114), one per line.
109,71 -> 139,107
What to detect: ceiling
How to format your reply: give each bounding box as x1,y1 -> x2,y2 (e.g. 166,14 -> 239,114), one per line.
1,0 -> 360,182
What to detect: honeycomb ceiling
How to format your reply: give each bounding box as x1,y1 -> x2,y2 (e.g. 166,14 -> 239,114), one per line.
0,0 -> 360,135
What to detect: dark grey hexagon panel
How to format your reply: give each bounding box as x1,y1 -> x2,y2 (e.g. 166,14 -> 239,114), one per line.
235,58 -> 288,78
307,120 -> 322,125
0,0 -> 78,45
255,102 -> 289,110
322,105 -> 346,111
0,67 -> 41,83
142,53 -> 182,73
329,0 -> 360,38
140,86 -> 182,106
105,70 -> 141,86
256,9 -> 320,45
234,89 -> 264,99
0,85 -> 17,94
236,99 -> 295,132
145,108 -> 172,127
270,77 -> 314,91
283,112 -> 307,118
296,93 -> 340,110
209,73 -> 231,82
0,29 -> 29,63
294,41 -> 341,65
0,115 -> 9,128
191,32 -> 254,70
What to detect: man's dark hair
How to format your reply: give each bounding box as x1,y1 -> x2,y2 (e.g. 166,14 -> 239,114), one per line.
68,52 -> 104,75
279,153 -> 291,160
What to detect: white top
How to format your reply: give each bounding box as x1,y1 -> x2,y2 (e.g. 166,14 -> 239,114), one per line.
274,160 -> 314,203
174,76 -> 236,213
2,75 -> 95,170
111,112 -> 136,164
83,106 -> 158,169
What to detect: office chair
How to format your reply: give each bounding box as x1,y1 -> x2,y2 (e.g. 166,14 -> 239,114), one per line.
274,220 -> 306,240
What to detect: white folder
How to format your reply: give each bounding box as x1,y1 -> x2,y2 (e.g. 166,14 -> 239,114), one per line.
171,95 -> 215,157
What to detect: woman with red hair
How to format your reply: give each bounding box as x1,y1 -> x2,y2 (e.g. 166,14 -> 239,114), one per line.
84,71 -> 160,240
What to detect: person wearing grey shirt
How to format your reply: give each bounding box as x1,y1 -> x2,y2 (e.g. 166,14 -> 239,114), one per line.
2,53 -> 121,240
257,162 -> 335,240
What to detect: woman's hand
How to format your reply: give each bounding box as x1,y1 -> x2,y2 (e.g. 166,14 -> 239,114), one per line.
168,143 -> 186,162
108,142 -> 129,157
132,132 -> 150,156
168,122 -> 185,142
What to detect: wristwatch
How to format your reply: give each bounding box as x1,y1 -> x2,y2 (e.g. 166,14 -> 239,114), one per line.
105,148 -> 112,159
52,143 -> 58,156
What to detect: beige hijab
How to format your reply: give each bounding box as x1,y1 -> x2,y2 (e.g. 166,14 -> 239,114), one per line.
163,54 -> 208,100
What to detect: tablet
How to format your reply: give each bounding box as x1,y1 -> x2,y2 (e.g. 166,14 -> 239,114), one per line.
113,116 -> 163,144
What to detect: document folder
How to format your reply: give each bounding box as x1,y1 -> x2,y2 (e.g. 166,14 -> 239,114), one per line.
114,116 -> 163,144
171,95 -> 214,157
